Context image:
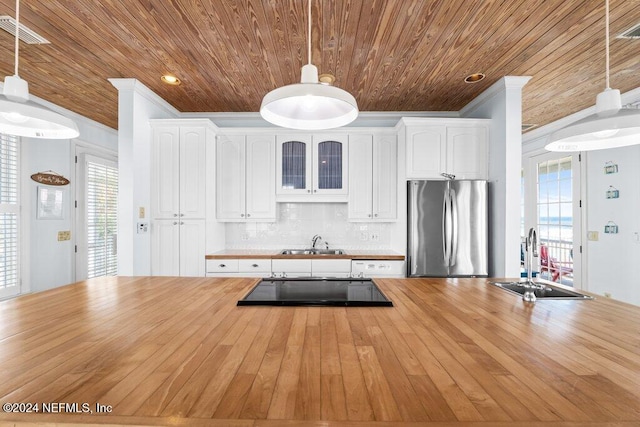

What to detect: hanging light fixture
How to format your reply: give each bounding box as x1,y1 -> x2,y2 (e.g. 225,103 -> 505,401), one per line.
260,0 -> 358,130
0,0 -> 79,139
546,0 -> 640,152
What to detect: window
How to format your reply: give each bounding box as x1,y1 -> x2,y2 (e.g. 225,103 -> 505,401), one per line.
0,133 -> 20,299
85,157 -> 118,278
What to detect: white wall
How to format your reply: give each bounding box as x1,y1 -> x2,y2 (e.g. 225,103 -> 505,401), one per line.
584,146 -> 640,305
109,79 -> 180,275
15,97 -> 118,293
460,76 -> 531,277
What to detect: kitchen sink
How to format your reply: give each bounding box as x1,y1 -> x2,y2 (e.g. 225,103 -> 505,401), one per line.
490,281 -> 593,300
280,249 -> 345,255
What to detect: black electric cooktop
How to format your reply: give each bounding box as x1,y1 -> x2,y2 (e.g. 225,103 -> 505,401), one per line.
237,278 -> 393,307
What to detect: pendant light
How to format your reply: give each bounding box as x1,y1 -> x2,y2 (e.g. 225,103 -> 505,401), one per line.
260,0 -> 358,130
545,0 -> 640,152
0,0 -> 79,139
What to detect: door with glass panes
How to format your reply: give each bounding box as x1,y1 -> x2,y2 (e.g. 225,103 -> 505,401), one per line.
276,134 -> 348,196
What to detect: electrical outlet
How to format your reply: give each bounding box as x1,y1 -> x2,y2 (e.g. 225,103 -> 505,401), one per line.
370,233 -> 380,241
360,232 -> 369,241
604,292 -> 612,298
137,222 -> 148,233
57,230 -> 71,241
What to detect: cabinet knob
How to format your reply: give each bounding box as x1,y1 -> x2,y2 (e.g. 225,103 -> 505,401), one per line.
173,213 -> 178,217
180,222 -> 184,225
368,214 -> 372,218
240,213 -> 245,217
219,264 -> 226,268
247,214 -> 251,218
313,189 -> 317,193
252,264 -> 259,268
374,214 -> 378,217
307,190 -> 311,193
180,213 -> 184,217
173,221 -> 178,225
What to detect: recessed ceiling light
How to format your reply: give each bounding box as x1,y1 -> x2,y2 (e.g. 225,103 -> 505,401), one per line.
464,73 -> 485,84
318,74 -> 336,85
161,75 -> 181,86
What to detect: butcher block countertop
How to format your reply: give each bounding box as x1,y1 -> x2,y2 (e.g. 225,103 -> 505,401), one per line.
0,276 -> 638,427
205,249 -> 405,260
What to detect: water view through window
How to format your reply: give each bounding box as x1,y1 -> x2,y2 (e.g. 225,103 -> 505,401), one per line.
537,156 -> 574,285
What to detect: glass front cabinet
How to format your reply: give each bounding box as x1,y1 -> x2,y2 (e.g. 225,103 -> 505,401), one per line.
276,134 -> 348,199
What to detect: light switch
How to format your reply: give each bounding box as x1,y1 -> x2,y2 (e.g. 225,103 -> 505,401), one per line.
587,231 -> 599,241
58,230 -> 71,241
139,207 -> 145,218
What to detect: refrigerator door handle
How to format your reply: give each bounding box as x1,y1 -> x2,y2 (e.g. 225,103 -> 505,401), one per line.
450,189 -> 458,267
442,188 -> 451,265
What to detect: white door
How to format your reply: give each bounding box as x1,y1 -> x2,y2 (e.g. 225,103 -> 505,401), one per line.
526,152 -> 582,287
76,153 -> 118,280
0,133 -> 20,299
373,134 -> 397,220
348,134 -> 373,220
246,134 -> 276,220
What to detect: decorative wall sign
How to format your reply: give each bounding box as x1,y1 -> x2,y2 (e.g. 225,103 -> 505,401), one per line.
604,221 -> 619,234
604,161 -> 618,174
30,170 -> 70,186
606,185 -> 620,199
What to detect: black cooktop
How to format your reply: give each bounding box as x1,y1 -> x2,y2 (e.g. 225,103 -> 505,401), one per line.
237,278 -> 393,307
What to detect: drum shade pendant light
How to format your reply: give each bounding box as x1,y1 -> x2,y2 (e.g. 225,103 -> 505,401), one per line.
260,0 -> 358,130
546,0 -> 640,152
0,0 -> 79,139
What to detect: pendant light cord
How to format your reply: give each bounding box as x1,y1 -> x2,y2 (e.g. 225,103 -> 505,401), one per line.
14,0 -> 20,76
307,0 -> 312,65
605,0 -> 610,89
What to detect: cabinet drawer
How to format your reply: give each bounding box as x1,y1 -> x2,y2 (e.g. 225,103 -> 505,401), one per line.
239,259 -> 272,273
206,259 -> 239,273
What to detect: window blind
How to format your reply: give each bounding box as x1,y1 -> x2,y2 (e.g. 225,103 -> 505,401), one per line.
0,134 -> 19,295
86,160 -> 118,278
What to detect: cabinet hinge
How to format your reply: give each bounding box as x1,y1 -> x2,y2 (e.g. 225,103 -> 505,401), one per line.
75,200 -> 78,208
75,155 -> 78,163
74,245 -> 78,253
579,199 -> 582,208
578,153 -> 581,162
580,245 -> 582,254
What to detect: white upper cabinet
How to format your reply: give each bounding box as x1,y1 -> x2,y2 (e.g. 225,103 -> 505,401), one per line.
217,133 -> 276,221
404,118 -> 489,180
151,125 -> 207,219
276,134 -> 348,201
348,133 -> 397,221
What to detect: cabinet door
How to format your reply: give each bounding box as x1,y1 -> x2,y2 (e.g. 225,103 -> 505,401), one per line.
313,135 -> 348,195
180,219 -> 205,276
216,135 -> 246,220
179,127 -> 207,218
348,134 -> 373,220
151,127 -> 180,219
246,135 -> 276,220
406,126 -> 446,179
446,126 -> 488,179
373,134 -> 397,220
151,220 -> 180,275
276,135 -> 312,195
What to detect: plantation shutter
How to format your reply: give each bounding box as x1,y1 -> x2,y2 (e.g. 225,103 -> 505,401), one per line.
0,133 -> 20,298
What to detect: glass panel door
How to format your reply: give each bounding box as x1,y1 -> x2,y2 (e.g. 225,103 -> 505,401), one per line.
535,154 -> 579,286
281,141 -> 307,190
316,141 -> 343,190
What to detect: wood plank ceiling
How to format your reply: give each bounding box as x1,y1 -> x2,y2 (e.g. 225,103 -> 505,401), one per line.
0,0 -> 639,131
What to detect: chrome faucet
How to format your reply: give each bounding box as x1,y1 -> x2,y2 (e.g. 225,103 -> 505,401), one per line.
524,227 -> 539,302
311,234 -> 322,249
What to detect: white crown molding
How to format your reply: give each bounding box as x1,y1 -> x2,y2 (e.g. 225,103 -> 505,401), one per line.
460,76 -> 532,118
108,78 -> 180,118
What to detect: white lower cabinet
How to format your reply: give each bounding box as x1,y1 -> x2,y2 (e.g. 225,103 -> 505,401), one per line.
351,260 -> 405,278
206,258 -> 272,277
271,259 -> 312,278
151,219 -> 205,276
311,259 -> 352,278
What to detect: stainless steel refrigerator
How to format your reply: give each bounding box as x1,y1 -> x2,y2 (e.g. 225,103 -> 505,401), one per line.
407,180 -> 488,277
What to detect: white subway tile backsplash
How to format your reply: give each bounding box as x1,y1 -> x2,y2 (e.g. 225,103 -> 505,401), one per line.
225,203 -> 392,250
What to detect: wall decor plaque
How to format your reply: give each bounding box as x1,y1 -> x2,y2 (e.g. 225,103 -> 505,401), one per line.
30,171 -> 70,186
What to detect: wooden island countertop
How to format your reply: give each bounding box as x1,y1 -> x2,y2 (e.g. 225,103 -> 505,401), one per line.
0,276 -> 638,427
